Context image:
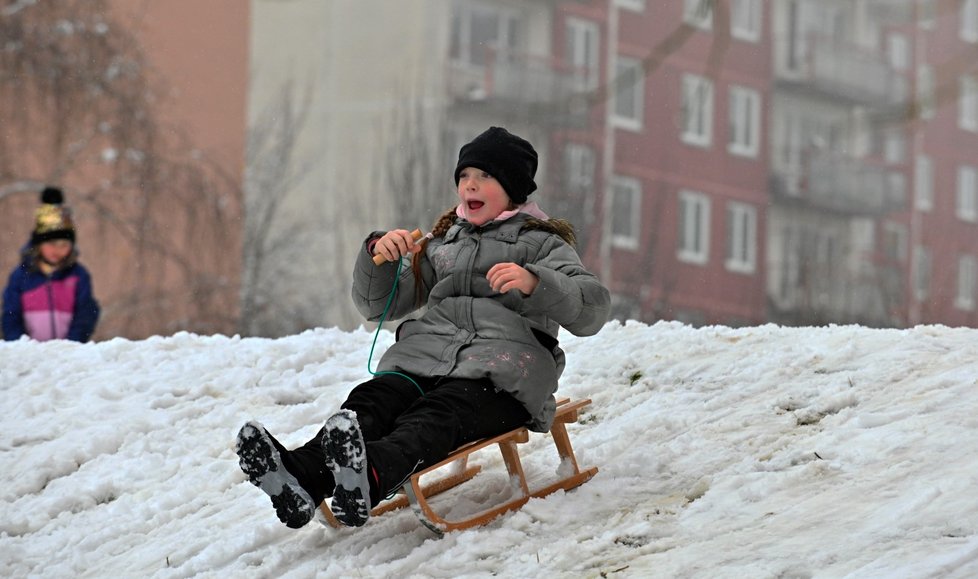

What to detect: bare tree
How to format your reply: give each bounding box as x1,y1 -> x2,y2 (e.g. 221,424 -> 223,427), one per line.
384,102 -> 453,231
0,0 -> 156,198
239,79 -> 324,337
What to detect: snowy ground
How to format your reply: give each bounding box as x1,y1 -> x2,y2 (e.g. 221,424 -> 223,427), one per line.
2,320 -> 977,578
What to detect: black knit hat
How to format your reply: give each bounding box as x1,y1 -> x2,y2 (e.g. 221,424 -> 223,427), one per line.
454,127 -> 538,204
32,186 -> 76,245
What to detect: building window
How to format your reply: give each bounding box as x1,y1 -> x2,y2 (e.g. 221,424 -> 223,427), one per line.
785,0 -> 801,71
915,155 -> 933,211
960,75 -> 978,131
684,0 -> 714,29
777,225 -> 798,301
957,165 -> 978,222
882,221 -> 908,263
566,17 -> 600,92
682,74 -> 714,147
611,176 -> 642,250
564,143 -> 596,194
613,56 -> 644,130
728,85 -> 760,157
725,202 -> 757,273
852,220 -> 877,267
888,34 -> 909,71
450,5 -> 519,67
963,0 -> 978,42
919,0 -> 936,28
888,171 -> 908,209
615,0 -> 645,11
956,254 -> 977,310
913,245 -> 931,301
731,0 -> 762,42
678,190 -> 711,264
918,65 -> 935,120
883,128 -> 905,164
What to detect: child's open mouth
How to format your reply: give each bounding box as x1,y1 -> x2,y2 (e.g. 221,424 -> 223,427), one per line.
467,200 -> 484,211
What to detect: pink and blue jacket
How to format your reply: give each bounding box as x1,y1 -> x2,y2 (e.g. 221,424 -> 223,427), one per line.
2,250 -> 100,342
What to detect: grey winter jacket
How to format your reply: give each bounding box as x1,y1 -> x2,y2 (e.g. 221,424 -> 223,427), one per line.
352,212 -> 611,431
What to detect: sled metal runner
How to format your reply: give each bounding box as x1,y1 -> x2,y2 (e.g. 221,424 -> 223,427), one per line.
319,397 -> 597,534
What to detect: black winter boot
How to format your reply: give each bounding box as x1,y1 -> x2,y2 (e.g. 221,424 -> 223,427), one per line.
236,421 -> 316,529
321,410 -> 371,527
284,429 -> 335,502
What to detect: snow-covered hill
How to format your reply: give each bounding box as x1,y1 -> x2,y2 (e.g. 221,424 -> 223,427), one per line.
2,321 -> 977,578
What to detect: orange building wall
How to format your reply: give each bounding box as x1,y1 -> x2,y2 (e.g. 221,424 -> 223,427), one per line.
124,2 -> 249,173
108,1 -> 250,338
0,3 -> 249,340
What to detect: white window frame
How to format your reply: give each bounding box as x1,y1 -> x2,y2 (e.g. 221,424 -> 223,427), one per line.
611,176 -> 642,250
678,190 -> 711,265
682,74 -> 714,147
956,254 -> 977,310
566,17 -> 600,92
725,202 -> 757,274
915,155 -> 933,211
731,0 -> 762,42
612,56 -> 644,131
960,75 -> 978,132
728,85 -> 760,157
963,0 -> 978,43
957,165 -> 978,222
887,33 -> 909,71
913,245 -> 931,301
684,0 -> 714,29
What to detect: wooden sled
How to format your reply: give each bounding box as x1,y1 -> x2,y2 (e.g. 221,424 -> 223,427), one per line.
319,397 -> 598,534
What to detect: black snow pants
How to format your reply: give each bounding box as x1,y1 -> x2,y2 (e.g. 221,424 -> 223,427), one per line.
288,372 -> 530,506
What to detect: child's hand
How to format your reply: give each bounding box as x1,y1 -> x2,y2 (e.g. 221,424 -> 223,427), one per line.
374,229 -> 422,263
487,263 -> 539,296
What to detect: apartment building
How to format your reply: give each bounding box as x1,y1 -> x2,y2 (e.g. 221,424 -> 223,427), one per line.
909,0 -> 978,326
590,0 -> 771,326
764,0 -> 978,328
767,0 -> 911,326
246,0 -> 978,333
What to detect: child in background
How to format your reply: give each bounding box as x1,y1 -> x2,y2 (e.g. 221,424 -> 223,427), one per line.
2,187 -> 100,342
236,126 -> 611,528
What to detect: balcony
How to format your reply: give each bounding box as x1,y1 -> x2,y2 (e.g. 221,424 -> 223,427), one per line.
770,150 -> 905,215
447,49 -> 589,127
780,35 -> 907,107
866,0 -> 914,24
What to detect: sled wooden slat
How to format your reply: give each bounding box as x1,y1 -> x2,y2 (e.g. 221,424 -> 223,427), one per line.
319,457 -> 482,524
320,397 -> 597,533
372,458 -> 483,517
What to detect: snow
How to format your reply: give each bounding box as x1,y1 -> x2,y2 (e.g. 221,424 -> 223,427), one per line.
2,321 -> 977,578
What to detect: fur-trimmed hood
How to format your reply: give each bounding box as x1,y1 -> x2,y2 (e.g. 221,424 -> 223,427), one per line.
521,218 -> 576,247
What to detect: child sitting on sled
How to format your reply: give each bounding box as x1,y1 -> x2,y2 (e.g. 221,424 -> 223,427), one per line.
235,126 -> 611,528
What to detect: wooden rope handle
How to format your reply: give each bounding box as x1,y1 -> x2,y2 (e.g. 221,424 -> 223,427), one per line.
372,228 -> 424,265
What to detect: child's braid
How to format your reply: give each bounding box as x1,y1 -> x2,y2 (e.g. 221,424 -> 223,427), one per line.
407,205 -> 577,306
411,206 -> 459,305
